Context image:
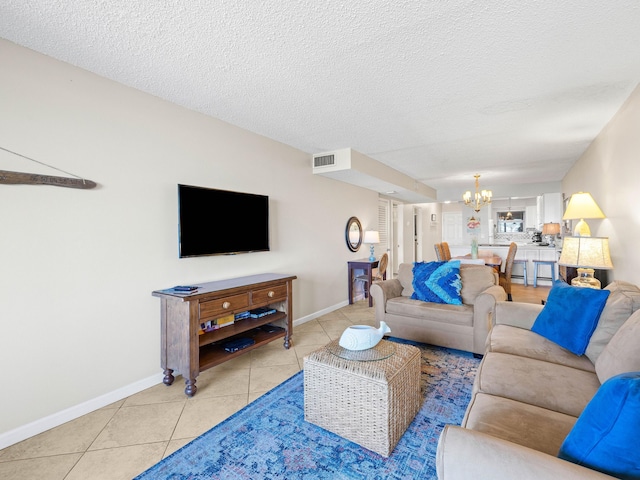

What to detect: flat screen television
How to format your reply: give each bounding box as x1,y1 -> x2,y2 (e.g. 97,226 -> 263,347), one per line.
178,184 -> 270,257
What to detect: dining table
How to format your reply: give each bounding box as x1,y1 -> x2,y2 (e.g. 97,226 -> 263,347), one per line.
453,254 -> 502,271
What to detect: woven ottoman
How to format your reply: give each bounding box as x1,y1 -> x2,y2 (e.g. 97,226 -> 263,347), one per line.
304,339 -> 421,457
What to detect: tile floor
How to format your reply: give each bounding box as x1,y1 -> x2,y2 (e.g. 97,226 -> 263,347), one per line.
0,300 -> 377,480
0,284 -> 549,480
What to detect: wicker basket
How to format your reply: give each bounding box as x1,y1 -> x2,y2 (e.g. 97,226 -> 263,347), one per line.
304,339 -> 421,457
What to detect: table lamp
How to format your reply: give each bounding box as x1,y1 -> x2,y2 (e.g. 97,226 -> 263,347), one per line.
542,223 -> 561,246
562,192 -> 605,237
558,236 -> 613,289
363,230 -> 380,261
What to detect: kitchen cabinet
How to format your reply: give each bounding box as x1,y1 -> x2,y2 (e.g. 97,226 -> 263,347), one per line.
543,193 -> 563,224
525,206 -> 538,229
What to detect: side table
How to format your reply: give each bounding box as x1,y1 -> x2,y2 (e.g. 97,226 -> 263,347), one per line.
304,339 -> 421,457
348,258 -> 385,307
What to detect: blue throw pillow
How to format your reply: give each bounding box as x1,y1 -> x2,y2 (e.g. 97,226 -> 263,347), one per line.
531,280 -> 609,355
559,372 -> 640,479
411,261 -> 462,305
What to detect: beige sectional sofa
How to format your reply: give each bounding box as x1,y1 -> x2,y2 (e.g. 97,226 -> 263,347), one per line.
370,263 -> 507,355
436,280 -> 640,479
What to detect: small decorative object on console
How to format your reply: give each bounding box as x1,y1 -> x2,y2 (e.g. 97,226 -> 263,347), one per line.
339,321 -> 391,351
173,285 -> 198,292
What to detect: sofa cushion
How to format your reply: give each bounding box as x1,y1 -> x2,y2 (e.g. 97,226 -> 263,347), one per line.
486,325 -> 595,372
559,372 -> 640,479
398,263 -> 414,297
411,261 -> 462,305
386,297 -> 473,326
463,392 -> 577,456
531,280 -> 610,355
459,265 -> 498,305
397,262 -> 497,304
586,281 -> 640,364
474,352 -> 601,417
595,309 -> 640,383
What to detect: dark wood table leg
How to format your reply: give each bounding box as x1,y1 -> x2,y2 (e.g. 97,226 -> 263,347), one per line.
184,378 -> 197,397
348,264 -> 354,304
368,265 -> 374,307
163,368 -> 174,386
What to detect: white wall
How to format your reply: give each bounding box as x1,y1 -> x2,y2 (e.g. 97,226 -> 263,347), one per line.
562,84 -> 640,285
415,202 -> 441,262
0,40 -> 378,443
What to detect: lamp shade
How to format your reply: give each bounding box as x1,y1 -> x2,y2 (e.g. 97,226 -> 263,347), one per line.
363,230 -> 380,244
562,193 -> 605,220
558,236 -> 613,269
542,223 -> 561,235
562,192 -> 605,236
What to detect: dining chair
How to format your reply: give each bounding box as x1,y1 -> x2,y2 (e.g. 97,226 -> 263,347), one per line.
441,242 -> 452,261
434,243 -> 445,261
499,242 -> 518,301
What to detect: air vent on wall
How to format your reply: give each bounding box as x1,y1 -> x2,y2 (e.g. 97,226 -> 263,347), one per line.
313,154 -> 335,168
312,148 -> 437,204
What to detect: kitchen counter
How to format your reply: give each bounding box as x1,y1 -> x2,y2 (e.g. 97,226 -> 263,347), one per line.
478,243 -> 557,249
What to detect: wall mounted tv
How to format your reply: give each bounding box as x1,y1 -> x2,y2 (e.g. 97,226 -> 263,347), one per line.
178,184 -> 270,257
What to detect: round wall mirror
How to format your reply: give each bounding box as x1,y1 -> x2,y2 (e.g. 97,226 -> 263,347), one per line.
345,217 -> 363,252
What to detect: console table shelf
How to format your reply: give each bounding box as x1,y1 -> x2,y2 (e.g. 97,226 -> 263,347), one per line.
199,327 -> 286,371
197,311 -> 287,347
152,273 -> 296,396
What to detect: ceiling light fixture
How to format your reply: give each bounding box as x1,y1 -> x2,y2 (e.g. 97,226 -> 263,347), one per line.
506,197 -> 513,220
463,174 -> 492,212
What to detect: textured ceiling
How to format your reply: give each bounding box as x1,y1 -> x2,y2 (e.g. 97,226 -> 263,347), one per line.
2,1 -> 640,201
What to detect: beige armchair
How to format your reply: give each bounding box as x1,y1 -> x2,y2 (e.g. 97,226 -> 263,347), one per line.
370,263 -> 507,355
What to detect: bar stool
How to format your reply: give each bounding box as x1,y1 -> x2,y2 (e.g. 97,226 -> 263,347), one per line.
533,260 -> 557,287
512,259 -> 528,286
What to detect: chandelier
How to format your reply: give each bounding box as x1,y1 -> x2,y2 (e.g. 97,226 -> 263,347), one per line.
463,174 -> 492,212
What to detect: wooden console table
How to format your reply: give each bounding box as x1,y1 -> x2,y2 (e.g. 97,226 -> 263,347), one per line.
152,273 -> 296,396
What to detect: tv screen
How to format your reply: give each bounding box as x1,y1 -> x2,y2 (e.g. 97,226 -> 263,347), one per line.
178,184 -> 270,257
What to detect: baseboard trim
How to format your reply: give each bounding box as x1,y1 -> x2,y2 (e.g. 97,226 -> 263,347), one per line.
1,301 -> 353,450
0,373 -> 164,450
293,300 -> 349,326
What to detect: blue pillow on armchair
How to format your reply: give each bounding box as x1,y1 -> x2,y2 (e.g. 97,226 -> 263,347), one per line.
411,261 -> 462,305
531,280 -> 609,355
559,371 -> 640,479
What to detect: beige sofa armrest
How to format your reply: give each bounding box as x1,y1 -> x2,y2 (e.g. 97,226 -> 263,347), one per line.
370,279 -> 403,319
472,285 -> 507,354
436,426 -> 616,480
494,301 -> 544,330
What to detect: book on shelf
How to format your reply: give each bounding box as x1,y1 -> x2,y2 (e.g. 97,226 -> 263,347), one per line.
234,311 -> 251,321
216,314 -> 235,328
249,307 -> 277,318
198,314 -> 235,334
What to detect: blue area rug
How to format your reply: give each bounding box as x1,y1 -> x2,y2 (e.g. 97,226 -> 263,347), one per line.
135,338 -> 480,479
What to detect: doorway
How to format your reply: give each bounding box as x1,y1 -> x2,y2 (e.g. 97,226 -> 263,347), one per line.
442,212 -> 463,246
